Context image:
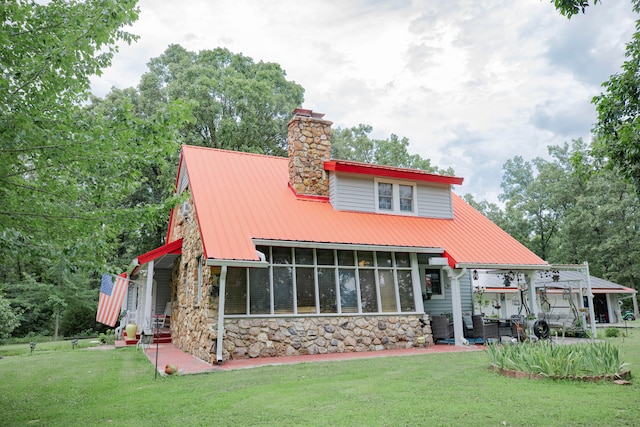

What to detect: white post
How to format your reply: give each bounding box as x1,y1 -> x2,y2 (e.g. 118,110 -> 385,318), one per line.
444,266 -> 467,346
143,260 -> 154,330
526,271 -> 537,318
215,265 -> 228,363
583,262 -> 597,339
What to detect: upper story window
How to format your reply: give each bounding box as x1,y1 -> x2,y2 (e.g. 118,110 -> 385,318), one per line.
375,179 -> 416,214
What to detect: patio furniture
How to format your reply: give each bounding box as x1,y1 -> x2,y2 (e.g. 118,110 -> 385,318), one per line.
153,302 -> 171,328
431,315 -> 454,343
462,314 -> 474,338
471,315 -> 499,344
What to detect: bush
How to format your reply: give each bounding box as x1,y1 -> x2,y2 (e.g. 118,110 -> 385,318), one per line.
98,329 -> 115,345
486,341 -> 627,378
604,327 -> 621,338
60,299 -> 98,337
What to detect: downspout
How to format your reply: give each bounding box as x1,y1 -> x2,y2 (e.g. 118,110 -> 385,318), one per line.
215,265 -> 228,364
583,262 -> 597,339
443,266 -> 467,346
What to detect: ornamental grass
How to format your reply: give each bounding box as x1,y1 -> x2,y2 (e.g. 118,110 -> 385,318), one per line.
486,340 -> 628,379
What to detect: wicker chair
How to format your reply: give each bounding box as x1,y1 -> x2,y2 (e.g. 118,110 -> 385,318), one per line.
471,315 -> 499,344
431,315 -> 454,343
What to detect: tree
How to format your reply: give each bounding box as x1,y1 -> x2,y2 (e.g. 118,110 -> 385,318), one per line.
552,0 -> 640,196
0,293 -> 20,340
331,125 -> 455,175
138,44 -> 305,155
0,1 -> 193,338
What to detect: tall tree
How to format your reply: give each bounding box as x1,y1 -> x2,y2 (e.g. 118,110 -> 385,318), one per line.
0,1 -> 191,337
331,125 -> 455,175
552,0 -> 640,195
138,44 -> 305,155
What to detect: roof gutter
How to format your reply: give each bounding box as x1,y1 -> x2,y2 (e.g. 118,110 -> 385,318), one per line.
455,263 -> 550,270
205,258 -> 269,268
252,239 -> 444,254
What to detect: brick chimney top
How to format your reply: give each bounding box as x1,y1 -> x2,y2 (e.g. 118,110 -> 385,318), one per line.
292,108 -> 325,119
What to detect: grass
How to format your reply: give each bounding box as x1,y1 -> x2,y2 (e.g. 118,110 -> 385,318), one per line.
1,324 -> 639,426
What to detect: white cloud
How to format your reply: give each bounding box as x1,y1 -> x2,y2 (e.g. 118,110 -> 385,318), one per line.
91,0 -> 637,203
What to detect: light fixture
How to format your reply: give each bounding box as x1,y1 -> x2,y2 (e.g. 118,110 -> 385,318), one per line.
472,269 -> 479,280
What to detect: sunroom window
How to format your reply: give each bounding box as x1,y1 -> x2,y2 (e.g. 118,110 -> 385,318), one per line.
224,246 -> 417,316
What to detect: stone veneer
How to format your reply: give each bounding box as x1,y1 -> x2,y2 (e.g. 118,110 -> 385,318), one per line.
223,316 -> 433,360
288,108 -> 332,197
169,197 -> 220,363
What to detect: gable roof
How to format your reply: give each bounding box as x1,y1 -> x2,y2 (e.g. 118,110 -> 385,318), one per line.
174,145 -> 547,268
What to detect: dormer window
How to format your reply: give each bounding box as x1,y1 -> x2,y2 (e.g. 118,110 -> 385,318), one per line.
375,179 -> 416,214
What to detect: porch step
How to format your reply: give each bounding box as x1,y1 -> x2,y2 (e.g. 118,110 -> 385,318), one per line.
123,330 -> 172,346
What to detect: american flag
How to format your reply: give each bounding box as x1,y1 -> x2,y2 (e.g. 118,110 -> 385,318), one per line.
96,273 -> 128,327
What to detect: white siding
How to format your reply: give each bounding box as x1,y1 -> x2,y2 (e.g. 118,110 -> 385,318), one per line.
417,184 -> 454,219
329,173 -> 376,212
329,172 -> 453,219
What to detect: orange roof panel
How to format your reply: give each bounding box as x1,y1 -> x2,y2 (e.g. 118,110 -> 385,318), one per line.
181,146 -> 546,267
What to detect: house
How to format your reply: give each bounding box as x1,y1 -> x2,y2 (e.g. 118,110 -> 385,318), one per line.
472,269 -> 638,327
125,108 -> 553,364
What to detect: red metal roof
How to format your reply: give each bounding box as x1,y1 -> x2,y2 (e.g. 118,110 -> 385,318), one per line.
324,160 -> 464,185
180,146 -> 546,267
135,238 -> 183,265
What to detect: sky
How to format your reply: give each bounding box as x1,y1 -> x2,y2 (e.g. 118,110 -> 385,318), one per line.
90,0 -> 637,203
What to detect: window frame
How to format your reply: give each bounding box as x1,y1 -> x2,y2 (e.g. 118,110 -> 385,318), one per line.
224,246 -> 419,316
421,267 -> 445,300
374,178 -> 417,215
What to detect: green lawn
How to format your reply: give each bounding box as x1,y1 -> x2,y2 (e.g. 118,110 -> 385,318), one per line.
1,324 -> 639,426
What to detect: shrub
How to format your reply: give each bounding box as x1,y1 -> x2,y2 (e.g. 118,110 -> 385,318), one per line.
604,328 -> 621,338
486,341 -> 627,378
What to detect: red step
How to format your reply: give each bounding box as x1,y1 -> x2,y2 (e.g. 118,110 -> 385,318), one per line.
123,330 -> 171,346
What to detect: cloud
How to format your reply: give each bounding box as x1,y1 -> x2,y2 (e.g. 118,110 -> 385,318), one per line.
90,0 -> 637,203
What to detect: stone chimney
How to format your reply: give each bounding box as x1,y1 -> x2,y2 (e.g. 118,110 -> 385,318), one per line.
288,108 -> 332,197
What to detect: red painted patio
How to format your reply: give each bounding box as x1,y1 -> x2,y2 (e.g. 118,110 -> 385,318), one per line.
134,342 -> 483,375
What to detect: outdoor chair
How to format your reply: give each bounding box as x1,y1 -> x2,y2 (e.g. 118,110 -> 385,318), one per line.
471,314 -> 499,344
462,314 -> 474,338
431,315 -> 454,343
153,302 -> 171,328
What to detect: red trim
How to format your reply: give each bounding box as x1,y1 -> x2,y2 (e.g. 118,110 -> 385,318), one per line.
442,250 -> 457,269
136,238 -> 183,266
324,160 -> 464,185
287,182 -> 331,202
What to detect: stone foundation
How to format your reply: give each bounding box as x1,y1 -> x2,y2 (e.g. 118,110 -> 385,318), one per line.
221,315 -> 433,361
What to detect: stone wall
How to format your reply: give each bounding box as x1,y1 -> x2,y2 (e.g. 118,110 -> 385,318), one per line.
287,109 -> 332,197
222,315 -> 433,360
169,197 -> 221,363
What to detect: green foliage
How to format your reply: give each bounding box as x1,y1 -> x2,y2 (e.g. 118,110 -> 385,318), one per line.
604,327 -> 621,337
331,125 -> 455,175
552,0 -> 601,18
486,340 -> 627,378
139,44 -> 304,155
98,329 -> 115,345
60,298 -> 99,337
0,293 -> 20,339
553,0 -> 640,197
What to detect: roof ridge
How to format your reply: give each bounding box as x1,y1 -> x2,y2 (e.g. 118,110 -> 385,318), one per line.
181,145 -> 287,161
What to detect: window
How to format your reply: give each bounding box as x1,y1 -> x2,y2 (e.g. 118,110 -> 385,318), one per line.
375,179 -> 416,214
224,246 -> 418,315
196,256 -> 203,305
423,268 -> 444,299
